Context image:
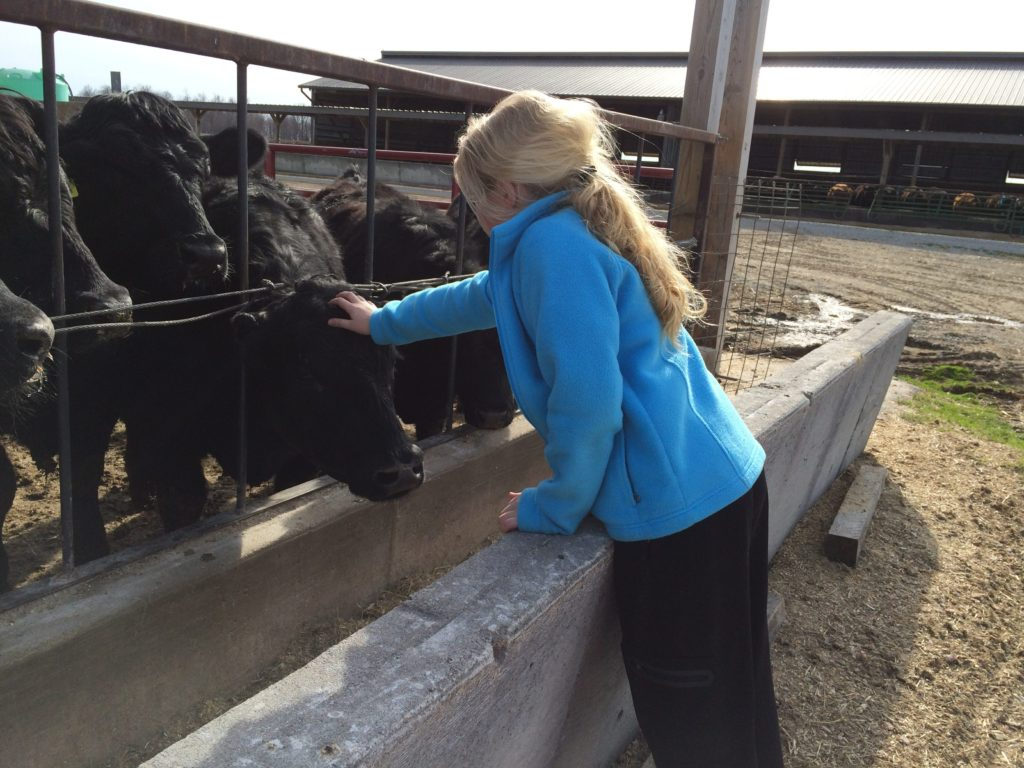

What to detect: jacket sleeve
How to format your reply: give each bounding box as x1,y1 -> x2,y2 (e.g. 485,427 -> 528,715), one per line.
369,270 -> 496,345
513,234 -> 624,536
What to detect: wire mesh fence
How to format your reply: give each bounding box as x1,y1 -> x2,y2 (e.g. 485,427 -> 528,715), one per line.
688,178 -> 802,394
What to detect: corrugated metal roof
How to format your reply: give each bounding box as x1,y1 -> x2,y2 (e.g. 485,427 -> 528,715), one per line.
301,53 -> 1024,107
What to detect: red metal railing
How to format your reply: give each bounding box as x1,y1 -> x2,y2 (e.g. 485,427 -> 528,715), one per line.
265,143 -> 675,225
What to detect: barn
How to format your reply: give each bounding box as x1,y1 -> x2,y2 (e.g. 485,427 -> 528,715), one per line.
301,51 -> 1024,194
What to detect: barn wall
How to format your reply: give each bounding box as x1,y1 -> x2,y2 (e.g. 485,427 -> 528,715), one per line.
143,310 -> 913,768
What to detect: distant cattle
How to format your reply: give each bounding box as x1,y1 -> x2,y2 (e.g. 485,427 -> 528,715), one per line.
851,184 -> 877,208
312,173 -> 514,439
899,186 -> 927,204
953,192 -> 978,211
120,128 -> 424,537
984,193 -> 1020,210
827,183 -> 854,203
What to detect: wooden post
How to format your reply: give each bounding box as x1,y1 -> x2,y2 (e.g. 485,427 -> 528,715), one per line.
910,112 -> 929,186
690,0 -> 771,359
880,139 -> 894,185
774,105 -> 791,177
668,0 -> 736,245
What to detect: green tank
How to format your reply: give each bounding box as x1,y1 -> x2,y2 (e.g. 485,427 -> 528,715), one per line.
0,68 -> 71,101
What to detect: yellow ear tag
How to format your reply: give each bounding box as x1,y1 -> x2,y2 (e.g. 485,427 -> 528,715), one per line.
69,179 -> 79,198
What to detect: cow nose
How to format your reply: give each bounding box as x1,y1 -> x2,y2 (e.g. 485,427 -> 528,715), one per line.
466,407 -> 515,430
372,444 -> 425,497
180,234 -> 228,281
72,287 -> 133,341
17,317 -> 55,365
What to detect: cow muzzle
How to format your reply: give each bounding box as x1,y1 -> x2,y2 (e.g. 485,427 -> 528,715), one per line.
179,233 -> 229,288
354,443 -> 425,500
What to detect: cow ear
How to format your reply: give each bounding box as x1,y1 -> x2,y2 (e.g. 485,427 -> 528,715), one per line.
203,127 -> 268,177
231,310 -> 267,340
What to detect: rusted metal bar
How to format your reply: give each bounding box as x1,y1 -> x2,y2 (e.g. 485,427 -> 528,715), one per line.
444,102 -> 473,433
42,27 -> 75,568
633,134 -> 645,183
365,86 -> 378,282
235,62 -> 249,514
691,140 -> 718,281
0,0 -> 717,144
757,124 -> 1024,148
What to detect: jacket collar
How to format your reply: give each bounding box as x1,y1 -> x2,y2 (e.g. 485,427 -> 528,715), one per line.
488,190 -> 569,267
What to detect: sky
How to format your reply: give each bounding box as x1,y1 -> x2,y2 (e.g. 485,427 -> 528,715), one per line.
2,0 -> 1023,105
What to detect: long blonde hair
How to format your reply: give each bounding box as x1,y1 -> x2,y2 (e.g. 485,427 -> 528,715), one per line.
453,90 -> 706,339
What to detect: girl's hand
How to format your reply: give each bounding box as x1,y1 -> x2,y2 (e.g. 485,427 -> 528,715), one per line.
498,491 -> 521,532
327,291 -> 376,335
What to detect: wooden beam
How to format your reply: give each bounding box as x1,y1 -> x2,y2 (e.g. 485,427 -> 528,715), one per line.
754,124 -> 1024,148
825,465 -> 888,567
668,0 -> 736,245
774,106 -> 791,177
692,0 -> 771,359
880,139 -> 894,185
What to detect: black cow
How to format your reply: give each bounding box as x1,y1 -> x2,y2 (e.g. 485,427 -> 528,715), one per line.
0,95 -> 131,320
0,95 -> 132,589
121,128 -> 423,534
0,281 -> 53,400
7,93 -> 234,573
0,283 -> 53,580
312,173 -> 514,439
59,91 -> 228,299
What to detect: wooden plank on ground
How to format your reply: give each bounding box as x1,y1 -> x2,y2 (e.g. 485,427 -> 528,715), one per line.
824,465 -> 889,566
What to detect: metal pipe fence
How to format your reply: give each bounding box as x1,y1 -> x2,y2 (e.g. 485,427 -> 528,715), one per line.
0,0 -> 720,588
751,176 -> 1024,236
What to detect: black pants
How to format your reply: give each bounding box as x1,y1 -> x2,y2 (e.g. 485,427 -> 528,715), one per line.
613,471 -> 784,768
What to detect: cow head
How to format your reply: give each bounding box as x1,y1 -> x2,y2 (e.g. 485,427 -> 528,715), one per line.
0,95 -> 131,330
60,92 -> 228,298
233,276 -> 423,500
0,279 -> 54,402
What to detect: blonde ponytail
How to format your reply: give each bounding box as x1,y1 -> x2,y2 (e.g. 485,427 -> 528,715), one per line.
454,90 -> 706,340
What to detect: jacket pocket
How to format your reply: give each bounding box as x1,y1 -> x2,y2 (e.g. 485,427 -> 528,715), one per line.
622,434 -> 640,504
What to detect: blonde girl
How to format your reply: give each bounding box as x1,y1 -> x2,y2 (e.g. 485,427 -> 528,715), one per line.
330,90 -> 784,768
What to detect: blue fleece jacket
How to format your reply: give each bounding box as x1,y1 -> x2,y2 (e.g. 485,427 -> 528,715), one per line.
370,191 -> 765,541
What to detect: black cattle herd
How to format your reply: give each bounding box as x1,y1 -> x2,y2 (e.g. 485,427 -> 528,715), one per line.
0,91 -> 513,590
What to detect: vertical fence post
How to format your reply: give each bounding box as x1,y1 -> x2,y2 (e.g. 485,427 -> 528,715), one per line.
365,86 -> 378,281
444,102 -> 473,433
633,134 -> 645,183
42,27 -> 75,567
235,62 -> 249,514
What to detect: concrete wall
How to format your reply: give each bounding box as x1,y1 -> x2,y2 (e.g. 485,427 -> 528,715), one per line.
143,310 -> 911,768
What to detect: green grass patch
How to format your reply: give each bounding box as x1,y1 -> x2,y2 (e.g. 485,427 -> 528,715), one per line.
901,365 -> 1024,470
